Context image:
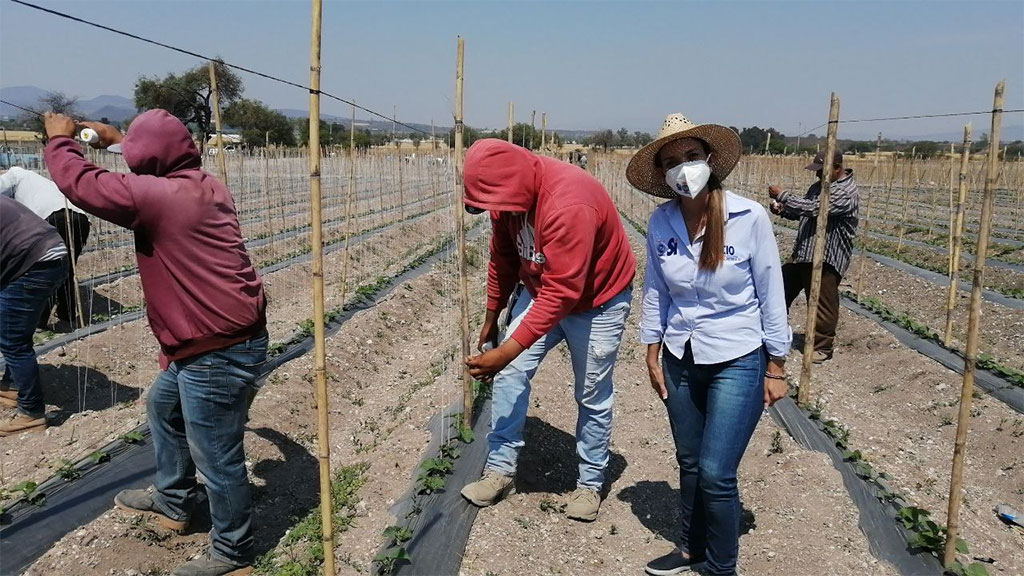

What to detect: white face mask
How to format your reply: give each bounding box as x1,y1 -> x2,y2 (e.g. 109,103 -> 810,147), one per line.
664,156 -> 712,199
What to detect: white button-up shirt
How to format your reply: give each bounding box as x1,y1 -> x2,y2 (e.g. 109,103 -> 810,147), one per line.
641,191 -> 791,364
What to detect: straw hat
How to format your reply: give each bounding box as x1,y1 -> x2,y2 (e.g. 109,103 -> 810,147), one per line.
626,113 -> 742,198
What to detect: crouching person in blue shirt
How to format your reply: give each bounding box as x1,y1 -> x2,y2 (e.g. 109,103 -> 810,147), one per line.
626,114 -> 792,576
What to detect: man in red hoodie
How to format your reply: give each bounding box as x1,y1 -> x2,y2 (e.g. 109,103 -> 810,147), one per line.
461,139 -> 636,522
44,111 -> 266,576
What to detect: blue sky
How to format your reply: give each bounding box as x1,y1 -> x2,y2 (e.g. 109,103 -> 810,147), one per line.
1,0 -> 1022,139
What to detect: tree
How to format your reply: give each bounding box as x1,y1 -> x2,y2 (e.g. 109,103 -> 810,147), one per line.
633,131 -> 653,147
297,118 -> 334,147
588,129 -> 616,151
410,132 -> 423,150
222,99 -> 295,147
26,92 -> 80,143
447,125 -> 482,148
134,59 -> 244,150
616,127 -> 631,148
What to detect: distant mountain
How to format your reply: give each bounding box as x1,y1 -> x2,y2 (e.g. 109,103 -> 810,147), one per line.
0,85 -> 136,122
78,95 -> 135,122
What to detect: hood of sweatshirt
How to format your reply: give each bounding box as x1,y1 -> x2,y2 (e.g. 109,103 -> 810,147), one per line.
122,109 -> 202,176
463,139 -> 542,213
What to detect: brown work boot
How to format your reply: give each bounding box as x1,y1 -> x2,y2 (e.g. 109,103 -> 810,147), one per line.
565,487 -> 601,522
171,553 -> 252,576
460,469 -> 515,507
0,389 -> 17,408
0,413 -> 47,436
114,488 -> 189,531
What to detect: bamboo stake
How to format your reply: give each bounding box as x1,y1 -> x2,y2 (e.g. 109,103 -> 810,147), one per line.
943,125 -> 972,347
455,37 -> 473,425
341,103 -> 356,307
943,79 -> 1003,569
530,110 -> 536,150
541,113 -> 547,153
947,142 -> 956,275
797,92 -> 839,407
208,62 -> 228,183
306,1 -> 335,574
896,148 -> 915,254
508,101 -> 514,143
854,133 -> 882,300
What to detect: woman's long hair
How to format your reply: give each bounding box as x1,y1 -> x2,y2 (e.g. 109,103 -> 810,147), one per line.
699,173 -> 725,272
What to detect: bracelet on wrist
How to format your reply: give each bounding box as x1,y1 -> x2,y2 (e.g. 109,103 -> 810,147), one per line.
764,372 -> 787,381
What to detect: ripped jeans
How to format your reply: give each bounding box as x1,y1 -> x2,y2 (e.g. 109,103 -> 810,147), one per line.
486,287 -> 631,489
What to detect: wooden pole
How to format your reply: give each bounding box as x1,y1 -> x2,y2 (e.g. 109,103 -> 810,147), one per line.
896,148 -> 915,254
944,80 -> 1003,568
455,37 -> 473,425
307,2 -> 335,574
797,92 -> 839,406
530,110 -> 536,150
341,103 -> 356,307
943,125 -> 972,347
947,142 -> 956,275
541,113 -> 547,153
854,133 -> 882,300
208,62 -> 228,183
508,101 -> 514,143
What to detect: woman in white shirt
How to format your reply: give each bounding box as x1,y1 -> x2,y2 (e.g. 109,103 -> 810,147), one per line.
627,114 -> 791,576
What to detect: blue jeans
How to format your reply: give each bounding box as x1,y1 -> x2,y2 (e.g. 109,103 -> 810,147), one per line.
662,343 -> 765,576
0,257 -> 68,417
148,329 -> 268,565
487,287 -> 631,489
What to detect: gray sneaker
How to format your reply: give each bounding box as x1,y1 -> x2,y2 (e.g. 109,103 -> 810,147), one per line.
565,487 -> 601,522
460,469 -> 515,507
171,553 -> 252,576
114,488 -> 189,531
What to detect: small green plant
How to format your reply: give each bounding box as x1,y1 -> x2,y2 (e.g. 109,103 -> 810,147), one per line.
56,459 -> 80,481
539,497 -> 563,514
121,430 -> 145,444
374,546 -> 411,575
88,450 -> 110,465
11,480 -> 44,506
769,430 -> 784,455
382,525 -> 413,545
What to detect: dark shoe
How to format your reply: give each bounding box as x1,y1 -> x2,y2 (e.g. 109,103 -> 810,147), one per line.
0,413 -> 47,436
114,488 -> 189,531
645,550 -> 705,575
171,553 -> 252,576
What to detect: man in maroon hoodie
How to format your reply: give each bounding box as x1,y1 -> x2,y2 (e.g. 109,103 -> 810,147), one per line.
460,139 -> 636,522
44,111 -> 267,576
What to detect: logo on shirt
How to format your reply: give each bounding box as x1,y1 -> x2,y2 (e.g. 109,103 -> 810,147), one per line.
516,215 -> 546,264
724,245 -> 741,261
657,237 -> 679,257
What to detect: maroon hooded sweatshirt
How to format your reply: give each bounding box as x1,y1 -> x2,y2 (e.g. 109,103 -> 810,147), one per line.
464,139 -> 636,349
44,110 -> 266,369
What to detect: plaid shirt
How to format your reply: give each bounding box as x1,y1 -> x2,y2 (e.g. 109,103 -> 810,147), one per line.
778,169 -> 859,276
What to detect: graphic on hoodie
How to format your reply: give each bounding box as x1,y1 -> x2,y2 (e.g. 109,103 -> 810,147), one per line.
515,214 -> 545,264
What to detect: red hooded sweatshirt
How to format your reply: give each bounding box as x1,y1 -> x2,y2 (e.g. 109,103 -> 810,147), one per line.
464,139 -> 636,349
44,110 -> 266,369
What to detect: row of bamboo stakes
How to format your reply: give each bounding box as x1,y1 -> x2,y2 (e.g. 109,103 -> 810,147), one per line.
776,83 -> 1007,570
279,2 -> 1014,569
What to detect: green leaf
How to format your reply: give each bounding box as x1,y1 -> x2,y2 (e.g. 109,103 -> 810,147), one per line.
964,563 -> 990,576
955,538 -> 969,554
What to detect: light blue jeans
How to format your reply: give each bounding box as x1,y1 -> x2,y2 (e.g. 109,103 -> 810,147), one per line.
486,287 -> 631,489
